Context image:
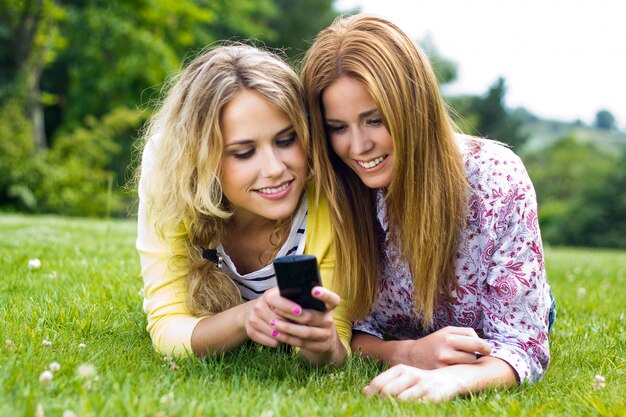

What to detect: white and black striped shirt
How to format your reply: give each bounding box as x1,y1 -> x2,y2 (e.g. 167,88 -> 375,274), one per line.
215,194 -> 308,301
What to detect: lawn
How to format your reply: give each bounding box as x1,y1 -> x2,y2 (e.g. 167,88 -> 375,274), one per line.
1,214 -> 625,416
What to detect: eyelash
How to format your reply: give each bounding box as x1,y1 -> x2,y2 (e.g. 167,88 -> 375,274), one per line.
326,118 -> 383,134
231,135 -> 297,160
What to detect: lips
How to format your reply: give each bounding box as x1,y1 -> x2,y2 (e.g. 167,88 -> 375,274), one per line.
257,181 -> 291,195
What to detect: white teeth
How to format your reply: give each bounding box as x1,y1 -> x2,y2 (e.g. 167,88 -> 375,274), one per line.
258,182 -> 290,194
357,156 -> 385,169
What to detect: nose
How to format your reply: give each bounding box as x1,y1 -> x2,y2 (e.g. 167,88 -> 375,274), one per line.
260,148 -> 286,178
350,127 -> 374,155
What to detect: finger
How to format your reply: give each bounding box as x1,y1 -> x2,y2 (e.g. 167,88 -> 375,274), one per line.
397,384 -> 427,402
448,334 -> 492,356
444,326 -> 479,338
377,373 -> 421,397
363,365 -> 410,396
311,286 -> 340,310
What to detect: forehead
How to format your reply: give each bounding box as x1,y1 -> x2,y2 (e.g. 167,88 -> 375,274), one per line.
321,77 -> 377,117
220,89 -> 291,141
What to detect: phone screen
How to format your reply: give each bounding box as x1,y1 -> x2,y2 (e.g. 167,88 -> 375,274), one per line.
273,255 -> 326,312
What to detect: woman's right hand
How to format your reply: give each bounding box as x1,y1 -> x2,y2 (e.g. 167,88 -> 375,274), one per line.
398,326 -> 492,369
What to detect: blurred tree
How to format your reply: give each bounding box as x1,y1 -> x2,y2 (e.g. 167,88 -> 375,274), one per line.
0,0 -> 65,149
448,77 -> 528,150
594,109 -> 616,130
420,35 -> 457,85
525,136 -> 626,248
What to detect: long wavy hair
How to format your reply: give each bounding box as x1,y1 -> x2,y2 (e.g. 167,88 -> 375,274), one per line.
302,15 -> 467,327
138,44 -> 309,316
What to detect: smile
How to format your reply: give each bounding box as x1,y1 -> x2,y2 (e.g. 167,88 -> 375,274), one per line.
257,181 -> 291,195
356,155 -> 387,169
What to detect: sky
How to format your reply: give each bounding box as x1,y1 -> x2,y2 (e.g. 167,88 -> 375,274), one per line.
334,0 -> 626,129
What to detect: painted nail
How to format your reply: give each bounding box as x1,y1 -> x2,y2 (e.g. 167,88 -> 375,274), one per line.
292,306 -> 301,315
271,330 -> 279,337
270,319 -> 277,327
313,289 -> 321,296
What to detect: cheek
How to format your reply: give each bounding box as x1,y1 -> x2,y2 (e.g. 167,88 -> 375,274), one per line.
329,135 -> 349,158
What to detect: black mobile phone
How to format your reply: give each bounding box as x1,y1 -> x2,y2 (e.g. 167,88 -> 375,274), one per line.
273,255 -> 326,312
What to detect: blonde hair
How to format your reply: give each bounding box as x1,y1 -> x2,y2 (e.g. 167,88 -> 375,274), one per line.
139,44 -> 309,316
302,15 -> 467,327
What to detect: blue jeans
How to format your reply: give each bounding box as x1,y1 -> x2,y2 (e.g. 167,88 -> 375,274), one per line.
548,289 -> 556,332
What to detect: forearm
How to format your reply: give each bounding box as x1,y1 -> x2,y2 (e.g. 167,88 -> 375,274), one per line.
352,331 -> 416,366
190,301 -> 251,356
436,356 -> 518,395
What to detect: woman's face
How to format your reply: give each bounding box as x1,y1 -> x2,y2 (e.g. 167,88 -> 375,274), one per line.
220,89 -> 307,224
322,77 -> 394,189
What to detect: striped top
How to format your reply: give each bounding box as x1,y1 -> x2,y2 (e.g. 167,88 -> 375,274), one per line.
214,193 -> 308,301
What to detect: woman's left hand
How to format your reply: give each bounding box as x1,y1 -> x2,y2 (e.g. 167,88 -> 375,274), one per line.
363,364 -> 466,403
265,286 -> 345,364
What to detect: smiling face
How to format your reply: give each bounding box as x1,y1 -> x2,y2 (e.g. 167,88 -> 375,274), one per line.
321,77 -> 394,189
219,89 -> 307,225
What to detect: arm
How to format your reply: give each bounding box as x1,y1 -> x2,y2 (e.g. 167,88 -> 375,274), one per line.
363,356 -> 517,402
352,328 -> 491,370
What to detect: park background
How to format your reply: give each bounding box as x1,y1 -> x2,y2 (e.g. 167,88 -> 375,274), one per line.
1,0 -> 625,248
2,1 -> 626,416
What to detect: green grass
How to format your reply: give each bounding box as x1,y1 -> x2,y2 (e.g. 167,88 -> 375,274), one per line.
1,214 -> 625,416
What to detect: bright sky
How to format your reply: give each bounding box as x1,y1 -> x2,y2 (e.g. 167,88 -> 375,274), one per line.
335,0 -> 626,129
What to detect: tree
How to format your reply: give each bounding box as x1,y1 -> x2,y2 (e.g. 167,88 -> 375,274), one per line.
448,77 -> 528,150
594,109 -> 616,130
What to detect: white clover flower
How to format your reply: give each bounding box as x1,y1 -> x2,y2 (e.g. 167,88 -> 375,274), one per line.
28,259 -> 42,269
48,271 -> 58,279
594,374 -> 606,388
78,343 -> 86,348
159,392 -> 174,405
49,362 -> 61,372
577,287 -> 587,298
5,339 -> 14,350
77,364 -> 97,379
63,410 -> 77,417
39,370 -> 53,383
42,339 -> 52,347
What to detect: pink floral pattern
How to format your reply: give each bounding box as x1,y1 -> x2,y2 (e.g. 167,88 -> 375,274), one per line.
353,136 -> 552,383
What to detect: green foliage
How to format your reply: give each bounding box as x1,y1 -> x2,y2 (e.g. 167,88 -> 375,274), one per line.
448,77 -> 528,150
421,36 -> 458,85
525,136 -> 626,248
2,215 -> 626,416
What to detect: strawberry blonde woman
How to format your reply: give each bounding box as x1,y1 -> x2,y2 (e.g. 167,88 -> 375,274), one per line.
302,15 -> 555,401
136,45 -> 349,364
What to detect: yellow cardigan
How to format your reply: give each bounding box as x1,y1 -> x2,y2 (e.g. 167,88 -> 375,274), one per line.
137,183 -> 351,357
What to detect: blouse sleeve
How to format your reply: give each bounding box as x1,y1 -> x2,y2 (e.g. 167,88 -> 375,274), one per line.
136,140 -> 207,357
477,145 -> 552,383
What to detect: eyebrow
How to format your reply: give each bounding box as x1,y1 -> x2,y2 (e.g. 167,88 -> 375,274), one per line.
224,125 -> 295,148
324,108 -> 379,123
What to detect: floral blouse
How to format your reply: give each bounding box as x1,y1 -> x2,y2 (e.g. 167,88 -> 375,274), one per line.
353,136 -> 552,383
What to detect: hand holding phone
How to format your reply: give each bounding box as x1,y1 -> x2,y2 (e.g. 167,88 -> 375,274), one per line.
273,255 -> 326,312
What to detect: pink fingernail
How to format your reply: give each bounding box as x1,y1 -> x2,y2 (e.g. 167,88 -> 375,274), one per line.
271,330 -> 279,337
292,306 -> 301,315
313,289 -> 321,296
270,319 -> 277,327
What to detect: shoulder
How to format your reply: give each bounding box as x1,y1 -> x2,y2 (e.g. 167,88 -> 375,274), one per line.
456,134 -> 532,194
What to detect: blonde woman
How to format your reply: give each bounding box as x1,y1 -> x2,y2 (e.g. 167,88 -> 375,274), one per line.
136,45 -> 349,365
302,15 -> 554,400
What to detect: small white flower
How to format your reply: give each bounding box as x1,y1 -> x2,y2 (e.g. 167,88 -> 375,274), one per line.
594,374 -> 606,388
48,271 -> 58,279
5,339 -> 14,350
39,370 -> 53,383
159,392 -> 174,405
28,259 -> 42,269
577,287 -> 587,298
49,362 -> 61,372
36,404 -> 45,417
42,339 -> 52,347
78,343 -> 86,348
77,363 -> 97,379
63,410 -> 76,417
